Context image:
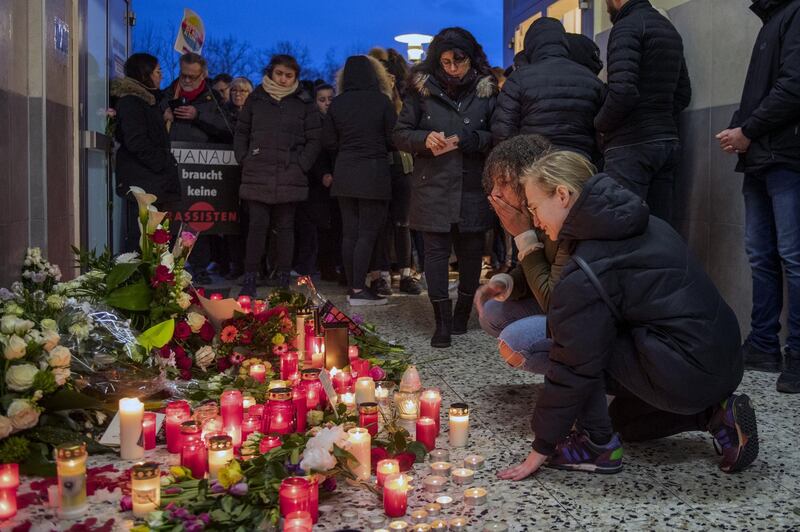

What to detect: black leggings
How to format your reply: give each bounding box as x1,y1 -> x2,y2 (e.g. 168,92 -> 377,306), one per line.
338,197 -> 388,290
244,201 -> 295,274
422,226 -> 484,301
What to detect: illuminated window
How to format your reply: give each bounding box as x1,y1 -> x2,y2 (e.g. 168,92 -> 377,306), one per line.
514,12 -> 542,55
547,0 -> 582,34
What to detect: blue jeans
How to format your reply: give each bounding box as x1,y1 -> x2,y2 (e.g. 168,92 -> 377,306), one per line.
743,168 -> 800,354
479,298 -> 551,374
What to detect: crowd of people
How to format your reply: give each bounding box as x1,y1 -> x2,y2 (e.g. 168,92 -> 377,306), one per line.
111,0 -> 800,478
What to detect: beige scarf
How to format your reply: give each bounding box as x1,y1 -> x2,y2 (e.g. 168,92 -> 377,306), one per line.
261,75 -> 298,101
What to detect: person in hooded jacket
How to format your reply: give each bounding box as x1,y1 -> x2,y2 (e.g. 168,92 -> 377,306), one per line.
112,53 -> 180,253
322,55 -> 397,306
491,18 -> 605,160
393,27 -> 498,348
234,54 -> 322,294
715,0 -> 800,394
496,151 -> 758,481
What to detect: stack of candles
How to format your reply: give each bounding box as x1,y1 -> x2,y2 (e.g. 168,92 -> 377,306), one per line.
0,464 -> 19,520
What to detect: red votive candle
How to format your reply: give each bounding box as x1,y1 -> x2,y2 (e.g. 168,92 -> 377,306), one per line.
284,510 -> 313,532
359,402 -> 379,436
348,345 -> 360,363
420,388 -> 442,433
416,416 -> 437,451
263,388 -> 295,435
332,368 -> 352,394
307,476 -> 319,523
280,351 -> 299,381
260,435 -> 282,454
237,295 -> 251,312
309,336 -> 325,369
249,363 -> 267,383
293,387 -> 308,434
383,473 -> 409,518
279,477 -> 310,517
209,293 -> 223,301
181,440 -> 207,479
253,299 -> 267,314
303,322 -> 316,363
220,389 -> 243,430
0,463 -> 19,520
242,415 -> 261,442
142,412 -> 157,450
376,458 -> 400,487
165,401 -> 191,453
300,369 -> 323,410
248,404 -> 265,418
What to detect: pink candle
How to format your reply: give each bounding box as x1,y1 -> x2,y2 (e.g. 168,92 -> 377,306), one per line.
260,435 -> 282,454
416,417 -> 437,451
263,388 -> 295,435
253,299 -> 267,314
220,389 -> 243,431
0,464 -> 18,520
165,401 -> 191,453
293,387 -> 308,434
280,351 -> 299,381
303,322 -> 316,362
307,476 -> 319,523
376,459 -> 400,487
181,440 -> 207,479
142,412 -> 157,450
300,369 -> 323,410
284,511 -> 313,532
249,364 -> 267,383
383,473 -> 409,518
279,477 -> 309,517
210,293 -> 223,301
348,345 -> 360,363
332,369 -> 352,394
237,295 -> 251,312
0,464 -> 19,489
420,388 -> 442,434
248,404 -> 265,418
242,415 -> 261,442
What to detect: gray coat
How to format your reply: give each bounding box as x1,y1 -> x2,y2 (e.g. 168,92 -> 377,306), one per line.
234,85 -> 322,204
393,73 -> 496,233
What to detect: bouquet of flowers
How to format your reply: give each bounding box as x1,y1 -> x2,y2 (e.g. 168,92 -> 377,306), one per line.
214,306 -> 295,372
158,312 -> 217,380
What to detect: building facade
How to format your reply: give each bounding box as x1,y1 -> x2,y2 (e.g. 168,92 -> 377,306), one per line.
503,0 -> 765,336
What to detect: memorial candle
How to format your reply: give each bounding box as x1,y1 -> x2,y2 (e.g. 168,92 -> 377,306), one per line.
242,395 -> 256,411
359,402 -> 379,436
419,389 -> 442,433
331,367 -> 352,394
166,401 -> 192,453
259,435 -> 282,454
355,376 -> 376,405
293,387 -> 308,434
248,403 -> 265,418
346,427 -> 371,480
264,388 -> 295,434
180,420 -> 202,452
340,392 -> 356,411
207,435 -> 233,479
383,473 -> 409,518
284,510 -> 313,532
130,462 -> 160,517
237,295 -> 251,312
451,468 -> 475,485
448,403 -> 469,448
220,389 -> 243,440
376,458 -> 400,487
242,415 -> 261,441
209,293 -> 223,301
279,477 -> 310,517
307,475 -> 319,523
281,351 -> 299,380
300,369 -> 323,410
142,412 -> 156,451
56,443 -> 88,518
309,336 -> 325,368
0,464 -> 19,520
295,309 -> 313,357
180,439 -> 207,480
415,417 -> 437,451
348,345 -> 359,364
119,398 -> 144,460
249,364 -> 267,383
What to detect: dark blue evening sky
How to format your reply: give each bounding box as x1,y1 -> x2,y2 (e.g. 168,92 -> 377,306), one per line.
134,0 -> 504,69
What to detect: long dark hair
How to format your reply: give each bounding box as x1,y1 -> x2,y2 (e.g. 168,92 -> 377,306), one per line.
124,53 -> 159,88
410,27 -> 493,82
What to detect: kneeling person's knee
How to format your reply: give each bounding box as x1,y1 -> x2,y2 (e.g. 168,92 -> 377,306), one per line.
499,340 -> 526,369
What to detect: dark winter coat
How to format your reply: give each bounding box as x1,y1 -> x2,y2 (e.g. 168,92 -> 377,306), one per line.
594,0 -> 692,150
393,73 -> 497,233
309,113 -> 335,205
323,56 -> 397,200
161,81 -> 234,144
492,18 -> 605,157
234,85 -> 322,204
111,77 -> 180,203
730,0 -> 800,174
531,174 -> 742,455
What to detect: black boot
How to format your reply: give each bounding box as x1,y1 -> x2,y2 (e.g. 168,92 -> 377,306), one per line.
777,350 -> 800,394
741,341 -> 782,373
266,271 -> 290,288
240,272 -> 257,297
452,291 -> 474,335
430,299 -> 452,348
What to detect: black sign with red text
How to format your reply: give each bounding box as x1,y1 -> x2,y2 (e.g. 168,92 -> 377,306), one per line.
168,142 -> 240,235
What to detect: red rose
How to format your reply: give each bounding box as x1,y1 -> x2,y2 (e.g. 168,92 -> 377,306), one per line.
174,321 -> 192,340
150,228 -> 170,245
199,321 -> 215,342
370,447 -> 389,472
394,452 -> 416,472
172,344 -> 186,359
217,358 -> 231,372
180,369 -> 192,380
176,355 -> 193,370
150,265 -> 175,288
240,330 -> 253,345
159,345 -> 173,358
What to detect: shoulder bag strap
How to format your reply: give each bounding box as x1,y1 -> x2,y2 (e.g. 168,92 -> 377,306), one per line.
573,255 -> 624,323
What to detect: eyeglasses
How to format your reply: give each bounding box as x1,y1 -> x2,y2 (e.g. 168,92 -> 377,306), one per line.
179,72 -> 203,82
231,88 -> 250,94
440,56 -> 470,69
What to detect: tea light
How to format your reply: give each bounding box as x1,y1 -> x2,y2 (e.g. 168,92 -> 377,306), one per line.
355,376 -> 376,405
368,514 -> 387,528
422,475 -> 447,493
346,427 -> 371,481
56,442 -> 88,518
119,398 -> 144,460
249,363 -> 267,383
210,293 -> 223,300
207,435 -> 233,479
375,382 -> 391,403
388,521 -> 409,530
340,392 -> 356,410
340,509 -> 359,522
434,495 -> 453,509
463,454 -> 485,470
419,389 -> 441,432
428,449 -> 449,463
242,395 -> 257,410
284,510 -> 313,532
279,477 -> 310,517
411,525 -> 431,532
180,439 -> 207,479
429,519 -> 447,531
0,464 -> 19,520
448,403 -> 469,448
429,462 -> 452,476
451,468 -> 475,485
383,473 -> 410,518
142,412 -> 157,450
394,390 -> 419,420
463,487 -> 487,506
130,462 -> 160,517
260,435 -> 282,454
377,458 -> 400,486
449,517 -> 470,529
415,417 -> 437,451
331,367 -> 352,394
423,503 -> 441,517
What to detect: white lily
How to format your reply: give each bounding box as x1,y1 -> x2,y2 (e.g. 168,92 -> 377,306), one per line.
146,205 -> 168,233
128,186 -> 157,218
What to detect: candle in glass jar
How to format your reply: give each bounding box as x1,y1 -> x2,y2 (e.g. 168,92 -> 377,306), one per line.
383,473 -> 409,518
375,382 -> 390,403
355,376 -> 375,405
242,396 -> 257,412
419,389 -> 441,433
180,439 -> 207,479
295,310 -> 313,357
451,468 -> 475,485
210,293 -> 223,301
463,487 -> 487,506
0,464 -> 19,520
279,477 -> 310,517
201,416 -> 223,440
284,510 -> 313,532
220,389 -> 243,429
180,420 -> 202,454
358,402 -> 379,436
237,295 -> 251,312
56,443 -> 88,518
207,435 -> 233,479
410,509 -> 428,524
429,462 -> 452,476
394,390 -> 419,420
300,369 -> 323,410
310,336 -> 325,368
242,415 -> 261,441
448,403 -> 469,448
340,392 -> 356,411
248,403 -> 265,418
331,368 -> 352,394
307,475 -> 319,523
415,417 -> 437,451
346,427 -> 371,481
142,412 -> 157,450
130,462 -> 160,517
348,344 -> 359,363
281,351 -> 299,380
263,388 -> 295,434
166,401 -> 191,453
119,398 -> 144,460
293,387 -> 308,434
376,458 -> 399,486
249,364 -> 267,383
259,434 -> 282,454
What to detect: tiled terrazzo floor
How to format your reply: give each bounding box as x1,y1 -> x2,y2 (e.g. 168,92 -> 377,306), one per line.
309,280 -> 800,532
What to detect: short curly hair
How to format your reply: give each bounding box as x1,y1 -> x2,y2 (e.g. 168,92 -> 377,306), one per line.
482,135 -> 553,198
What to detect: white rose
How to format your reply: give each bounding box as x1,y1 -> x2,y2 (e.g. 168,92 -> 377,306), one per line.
52,367 -> 70,386
40,318 -> 57,331
7,399 -> 39,430
115,252 -> 140,264
194,346 -> 215,371
186,312 -> 206,333
24,329 -> 42,346
0,416 -> 12,439
3,335 -> 27,360
160,252 -> 175,272
176,292 -> 192,310
6,363 -> 38,391
48,345 -> 71,367
41,329 -> 60,351
0,316 -> 17,334
13,319 -> 35,336
299,447 -> 337,473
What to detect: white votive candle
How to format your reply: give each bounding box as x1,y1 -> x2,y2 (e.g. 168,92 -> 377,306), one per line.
355,376 -> 376,405
119,398 -> 144,460
448,403 -> 469,448
347,427 -> 371,481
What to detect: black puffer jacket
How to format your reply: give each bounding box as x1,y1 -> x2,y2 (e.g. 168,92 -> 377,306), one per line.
594,0 -> 692,149
730,0 -> 800,174
112,77 -> 180,203
323,55 -> 396,200
531,174 -> 742,455
393,73 -> 497,233
234,85 -> 322,204
492,18 -> 605,157
161,81 -> 234,144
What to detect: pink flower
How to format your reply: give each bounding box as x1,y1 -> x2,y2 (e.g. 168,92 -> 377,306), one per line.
199,322 -> 215,342
369,365 -> 386,381
174,321 -> 192,340
273,343 -> 289,356
150,228 -> 170,245
151,265 -> 175,288
220,326 -> 238,344
180,231 -> 197,247
119,495 -> 132,512
230,353 -> 245,365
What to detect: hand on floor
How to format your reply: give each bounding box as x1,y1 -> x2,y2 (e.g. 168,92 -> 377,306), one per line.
497,449 -> 548,481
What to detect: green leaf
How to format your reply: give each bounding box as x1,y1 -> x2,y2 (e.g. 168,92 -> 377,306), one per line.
19,442 -> 55,477
137,319 -> 175,351
37,388 -> 104,411
105,261 -> 142,291
104,280 -> 152,311
405,441 -> 429,463
221,495 -> 234,514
